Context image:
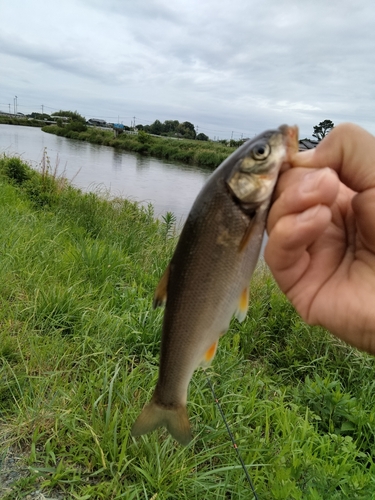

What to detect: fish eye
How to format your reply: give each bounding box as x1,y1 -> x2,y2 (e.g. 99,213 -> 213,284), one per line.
251,143 -> 271,161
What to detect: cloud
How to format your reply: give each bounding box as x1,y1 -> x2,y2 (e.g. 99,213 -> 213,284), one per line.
1,0 -> 375,138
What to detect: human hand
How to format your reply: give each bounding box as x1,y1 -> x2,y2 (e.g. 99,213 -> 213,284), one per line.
265,123 -> 375,354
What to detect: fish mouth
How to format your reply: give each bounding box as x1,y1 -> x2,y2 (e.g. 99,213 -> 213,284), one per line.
279,124 -> 299,172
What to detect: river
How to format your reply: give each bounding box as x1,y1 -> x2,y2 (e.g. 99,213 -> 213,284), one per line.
0,124 -> 212,222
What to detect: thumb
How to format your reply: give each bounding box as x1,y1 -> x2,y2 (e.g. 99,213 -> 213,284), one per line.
294,123 -> 375,193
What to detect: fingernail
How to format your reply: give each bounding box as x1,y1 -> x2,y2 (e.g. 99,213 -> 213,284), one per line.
300,168 -> 330,193
297,205 -> 321,222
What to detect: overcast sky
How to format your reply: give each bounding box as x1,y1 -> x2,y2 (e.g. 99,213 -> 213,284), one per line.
1,0 -> 374,139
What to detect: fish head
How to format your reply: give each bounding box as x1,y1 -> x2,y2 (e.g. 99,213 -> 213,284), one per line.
227,125 -> 298,208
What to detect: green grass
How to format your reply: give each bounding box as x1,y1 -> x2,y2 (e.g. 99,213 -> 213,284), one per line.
0,155 -> 375,499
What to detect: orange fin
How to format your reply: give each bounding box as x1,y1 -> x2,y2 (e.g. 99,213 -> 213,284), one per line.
153,264 -> 170,309
235,287 -> 249,323
199,340 -> 219,368
238,216 -> 257,252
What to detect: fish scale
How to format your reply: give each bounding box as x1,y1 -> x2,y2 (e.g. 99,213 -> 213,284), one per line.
132,125 -> 298,445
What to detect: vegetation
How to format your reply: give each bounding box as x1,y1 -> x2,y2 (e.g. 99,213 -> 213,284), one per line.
313,120 -> 335,141
137,119 -> 197,139
42,125 -> 234,169
196,132 -> 209,141
0,153 -> 375,498
29,112 -> 52,121
51,110 -> 86,124
1,111 -> 255,168
0,114 -> 43,128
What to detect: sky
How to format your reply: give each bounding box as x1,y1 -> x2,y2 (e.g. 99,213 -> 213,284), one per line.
1,0 -> 375,140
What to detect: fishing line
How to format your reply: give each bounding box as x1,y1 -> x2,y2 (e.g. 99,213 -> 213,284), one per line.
205,373 -> 259,500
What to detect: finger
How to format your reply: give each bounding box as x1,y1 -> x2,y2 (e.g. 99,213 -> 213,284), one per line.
268,167 -> 339,233
265,204 -> 332,293
292,123 -> 375,192
352,187 -> 375,254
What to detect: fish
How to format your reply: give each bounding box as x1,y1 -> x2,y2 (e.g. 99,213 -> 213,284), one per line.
131,125 -> 298,445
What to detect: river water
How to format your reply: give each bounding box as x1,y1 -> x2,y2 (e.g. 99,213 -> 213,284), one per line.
0,125 -> 212,222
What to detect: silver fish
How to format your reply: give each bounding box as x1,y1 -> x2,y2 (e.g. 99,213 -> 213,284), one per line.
132,125 -> 298,445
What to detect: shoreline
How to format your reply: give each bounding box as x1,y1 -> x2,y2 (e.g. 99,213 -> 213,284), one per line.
41,124 -> 236,169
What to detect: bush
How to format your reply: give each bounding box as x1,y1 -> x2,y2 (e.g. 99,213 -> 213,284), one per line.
2,156 -> 30,184
137,130 -> 152,144
23,173 -> 58,207
66,121 -> 87,132
195,151 -> 221,167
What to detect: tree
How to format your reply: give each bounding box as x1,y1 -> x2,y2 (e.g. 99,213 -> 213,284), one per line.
29,112 -> 51,120
196,132 -> 209,141
312,120 -> 334,141
176,121 -> 196,139
163,120 -> 179,133
149,119 -> 163,135
51,110 -> 86,123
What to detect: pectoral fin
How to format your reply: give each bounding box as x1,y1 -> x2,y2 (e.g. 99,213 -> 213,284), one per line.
234,287 -> 249,323
153,264 -> 170,308
238,216 -> 257,252
199,340 -> 219,368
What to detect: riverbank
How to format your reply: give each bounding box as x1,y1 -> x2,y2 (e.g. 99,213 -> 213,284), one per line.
0,114 -> 45,128
1,155 -> 375,498
42,124 -> 236,169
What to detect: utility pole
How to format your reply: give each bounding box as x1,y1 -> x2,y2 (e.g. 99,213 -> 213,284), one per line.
15,96 -> 18,114
231,131 -> 233,140
41,104 -> 44,114
133,116 -> 136,128
8,104 -> 11,113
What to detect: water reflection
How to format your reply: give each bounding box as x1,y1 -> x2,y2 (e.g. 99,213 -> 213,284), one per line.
136,155 -> 151,170
0,124 -> 211,220
112,149 -> 123,171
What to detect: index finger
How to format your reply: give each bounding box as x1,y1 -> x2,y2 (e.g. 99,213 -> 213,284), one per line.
292,123 -> 375,193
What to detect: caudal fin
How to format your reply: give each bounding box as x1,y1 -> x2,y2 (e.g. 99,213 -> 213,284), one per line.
131,399 -> 192,446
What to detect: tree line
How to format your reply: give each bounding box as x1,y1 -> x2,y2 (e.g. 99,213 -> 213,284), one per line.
136,119 -> 209,141
47,112 -> 210,141
33,109 -> 335,143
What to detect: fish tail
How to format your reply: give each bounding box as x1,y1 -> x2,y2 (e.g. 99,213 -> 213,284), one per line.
131,400 -> 192,446
131,397 -> 192,446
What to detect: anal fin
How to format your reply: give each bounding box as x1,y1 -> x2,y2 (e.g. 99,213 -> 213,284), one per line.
235,287 -> 249,323
199,340 -> 219,368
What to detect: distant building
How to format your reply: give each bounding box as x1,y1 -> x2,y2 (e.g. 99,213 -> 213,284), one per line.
299,139 -> 319,151
87,118 -> 107,127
